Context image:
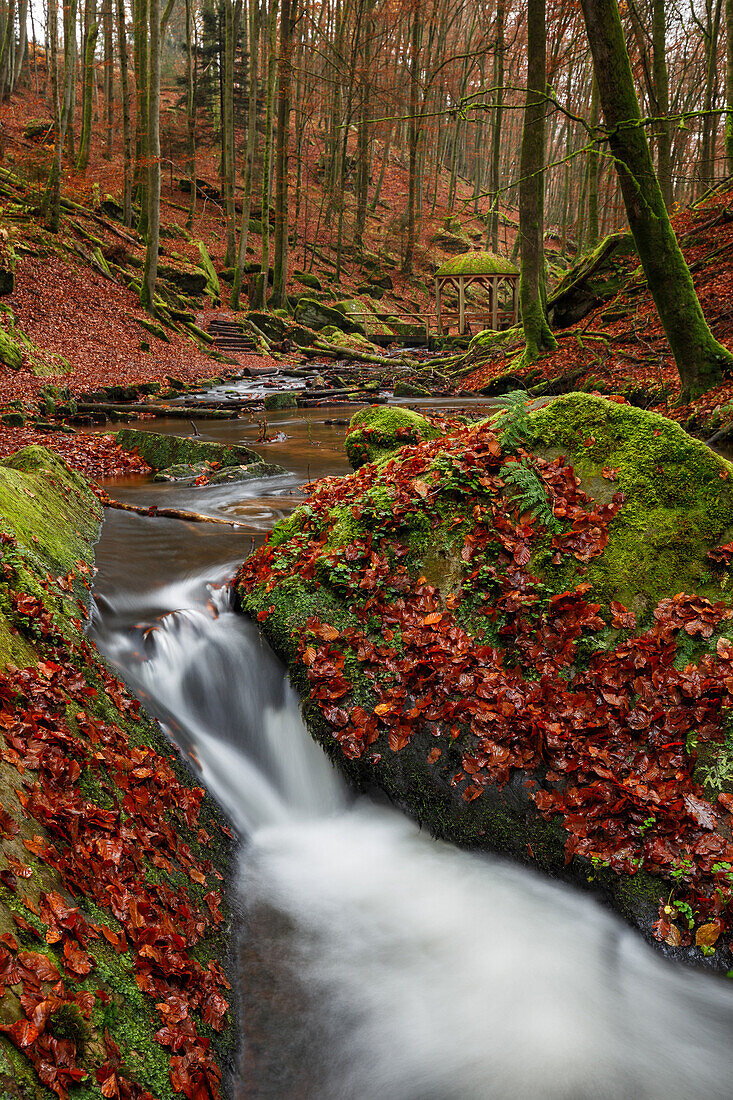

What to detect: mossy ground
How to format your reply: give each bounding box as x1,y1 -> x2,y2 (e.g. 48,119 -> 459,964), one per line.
345,405 -> 442,468
0,447 -> 236,1097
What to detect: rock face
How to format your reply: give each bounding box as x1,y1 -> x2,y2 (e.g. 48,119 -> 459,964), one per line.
116,428 -> 262,470
0,447 -> 234,1092
236,395 -> 733,966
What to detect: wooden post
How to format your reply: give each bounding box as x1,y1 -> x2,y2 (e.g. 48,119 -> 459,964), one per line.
458,276 -> 465,334
435,277 -> 442,334
491,275 -> 498,330
513,277 -> 519,323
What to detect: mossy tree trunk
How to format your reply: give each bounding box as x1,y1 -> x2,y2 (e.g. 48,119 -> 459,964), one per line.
353,0 -> 372,255
487,0 -> 505,251
76,0 -> 98,170
273,0 -> 296,307
518,0 -> 557,364
184,0 -> 197,231
221,0 -> 238,268
0,0 -> 16,100
231,0 -> 259,309
402,0 -> 421,276
141,0 -> 160,312
45,0 -> 62,231
133,0 -> 149,237
44,0 -> 78,231
258,0 -> 279,309
116,0 -> 132,226
721,0 -> 726,169
581,0 -> 733,400
102,0 -> 113,158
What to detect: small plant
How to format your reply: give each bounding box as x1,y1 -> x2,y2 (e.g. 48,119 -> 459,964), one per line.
670,856 -> 694,885
490,389 -> 531,450
639,815 -> 656,836
500,458 -> 563,532
672,899 -> 695,930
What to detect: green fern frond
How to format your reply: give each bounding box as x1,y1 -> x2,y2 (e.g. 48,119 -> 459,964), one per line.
500,457 -> 562,531
490,390 -> 530,450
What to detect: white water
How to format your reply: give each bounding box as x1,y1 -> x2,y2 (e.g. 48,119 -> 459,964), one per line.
93,574 -> 733,1099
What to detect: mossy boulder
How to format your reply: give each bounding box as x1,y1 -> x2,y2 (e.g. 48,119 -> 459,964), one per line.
318,327 -> 382,358
294,297 -> 366,335
195,240 -> 221,304
344,405 -> 442,468
0,447 -> 235,1089
394,381 -> 430,397
0,326 -> 22,371
157,261 -> 208,296
116,428 -> 261,470
246,311 -> 287,341
263,391 -> 298,411
293,270 -> 322,291
236,395 -> 733,963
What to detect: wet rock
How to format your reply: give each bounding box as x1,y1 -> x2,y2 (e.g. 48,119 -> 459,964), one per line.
344,405 -> 441,468
264,392 -> 298,411
116,428 -> 262,470
394,381 -> 430,397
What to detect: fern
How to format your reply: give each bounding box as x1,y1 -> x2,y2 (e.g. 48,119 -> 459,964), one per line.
490,390 -> 530,450
500,457 -> 562,531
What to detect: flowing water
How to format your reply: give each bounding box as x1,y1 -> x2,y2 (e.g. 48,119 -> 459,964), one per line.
90,405 -> 733,1099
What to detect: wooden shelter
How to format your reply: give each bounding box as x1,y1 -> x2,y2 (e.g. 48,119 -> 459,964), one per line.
434,251 -> 520,335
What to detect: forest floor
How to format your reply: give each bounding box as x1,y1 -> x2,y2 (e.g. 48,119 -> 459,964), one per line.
0,82 -> 732,479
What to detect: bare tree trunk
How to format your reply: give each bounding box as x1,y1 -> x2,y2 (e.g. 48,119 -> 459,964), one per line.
652,0 -> 672,206
727,0 -> 733,171
586,76 -> 600,248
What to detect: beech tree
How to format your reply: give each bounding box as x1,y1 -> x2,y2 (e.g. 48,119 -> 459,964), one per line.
581,0 -> 733,398
518,0 -> 557,364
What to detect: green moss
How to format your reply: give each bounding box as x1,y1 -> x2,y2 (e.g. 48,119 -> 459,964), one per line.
435,251 -> 519,277
529,393 -> 733,613
345,405 -> 443,469
115,428 -> 262,471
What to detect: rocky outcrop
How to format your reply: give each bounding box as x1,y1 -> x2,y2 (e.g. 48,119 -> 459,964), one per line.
236,394 -> 733,968
0,447 -> 235,1094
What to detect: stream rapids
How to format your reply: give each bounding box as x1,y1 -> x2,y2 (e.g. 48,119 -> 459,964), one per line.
90,404 -> 733,1099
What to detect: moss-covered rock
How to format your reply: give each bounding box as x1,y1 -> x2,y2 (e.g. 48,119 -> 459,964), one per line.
195,241 -> 221,304
345,405 -> 442,468
236,395 -> 733,964
263,391 -> 298,411
394,381 -> 430,397
318,327 -> 382,358
116,428 -> 261,470
0,447 -> 236,1090
293,270 -> 322,291
294,298 -> 366,335
153,460 -> 286,484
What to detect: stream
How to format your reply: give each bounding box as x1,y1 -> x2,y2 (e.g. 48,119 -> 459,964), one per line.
89,403 -> 733,1099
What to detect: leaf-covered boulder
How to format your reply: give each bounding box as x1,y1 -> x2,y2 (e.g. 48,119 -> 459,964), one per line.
344,406 -> 442,469
0,448 -> 234,1092
236,394 -> 733,966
